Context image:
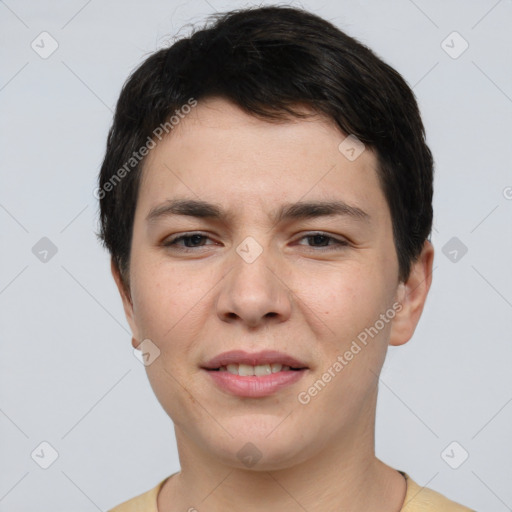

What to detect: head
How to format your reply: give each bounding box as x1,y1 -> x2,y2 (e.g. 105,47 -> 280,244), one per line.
98,5 -> 434,469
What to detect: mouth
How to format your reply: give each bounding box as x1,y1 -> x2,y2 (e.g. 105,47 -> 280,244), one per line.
201,350 -> 309,398
207,363 -> 306,375
201,349 -> 308,372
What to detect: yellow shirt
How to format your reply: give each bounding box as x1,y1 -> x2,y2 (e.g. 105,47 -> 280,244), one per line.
108,472 -> 474,511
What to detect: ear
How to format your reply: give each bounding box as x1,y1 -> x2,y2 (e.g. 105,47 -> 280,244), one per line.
389,240 -> 434,347
111,259 -> 140,348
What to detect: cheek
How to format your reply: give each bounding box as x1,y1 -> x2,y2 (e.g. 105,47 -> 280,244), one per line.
298,271 -> 393,418
309,265 -> 392,337
129,265 -> 207,419
130,262 -> 183,339
129,259 -> 217,358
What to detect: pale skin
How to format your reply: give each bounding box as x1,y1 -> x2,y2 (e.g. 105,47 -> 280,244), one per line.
112,97 -> 434,511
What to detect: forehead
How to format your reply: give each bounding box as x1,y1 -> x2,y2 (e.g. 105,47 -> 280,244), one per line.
138,97 -> 386,222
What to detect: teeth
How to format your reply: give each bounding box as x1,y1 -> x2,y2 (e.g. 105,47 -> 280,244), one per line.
255,364 -> 272,376
221,363 -> 291,376
239,364 -> 254,376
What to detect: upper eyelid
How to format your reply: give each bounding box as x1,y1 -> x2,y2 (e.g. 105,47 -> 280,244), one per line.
163,232 -> 214,243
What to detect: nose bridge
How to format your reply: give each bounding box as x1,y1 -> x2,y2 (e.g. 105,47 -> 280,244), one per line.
216,236 -> 292,326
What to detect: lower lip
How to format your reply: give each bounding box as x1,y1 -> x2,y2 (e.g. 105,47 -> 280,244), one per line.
203,369 -> 307,398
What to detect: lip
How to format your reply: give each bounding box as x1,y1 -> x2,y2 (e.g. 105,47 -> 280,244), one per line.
201,350 -> 308,370
201,350 -> 309,398
203,368 -> 308,398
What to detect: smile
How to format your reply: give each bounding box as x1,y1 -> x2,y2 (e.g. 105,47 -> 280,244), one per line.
215,363 -> 301,376
203,366 -> 307,398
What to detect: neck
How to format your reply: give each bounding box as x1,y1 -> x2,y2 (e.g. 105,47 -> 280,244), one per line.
158,393 -> 406,512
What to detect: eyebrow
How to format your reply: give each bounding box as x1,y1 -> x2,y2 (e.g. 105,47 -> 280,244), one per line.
146,198 -> 371,225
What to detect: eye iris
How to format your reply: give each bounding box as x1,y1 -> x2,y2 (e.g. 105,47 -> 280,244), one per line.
186,235 -> 205,247
310,234 -> 329,246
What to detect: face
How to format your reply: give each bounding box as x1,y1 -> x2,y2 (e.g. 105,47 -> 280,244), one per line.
114,97 -> 433,470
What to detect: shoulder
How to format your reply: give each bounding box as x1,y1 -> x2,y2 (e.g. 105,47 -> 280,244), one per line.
107,477 -> 169,512
401,473 -> 475,512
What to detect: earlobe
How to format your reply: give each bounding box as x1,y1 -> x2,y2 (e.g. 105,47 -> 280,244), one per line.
389,240 -> 435,347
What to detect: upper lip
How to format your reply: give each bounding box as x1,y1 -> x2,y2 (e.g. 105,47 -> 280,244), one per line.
202,350 -> 308,369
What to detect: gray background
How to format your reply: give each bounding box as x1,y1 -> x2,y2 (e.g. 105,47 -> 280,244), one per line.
1,0 -> 511,510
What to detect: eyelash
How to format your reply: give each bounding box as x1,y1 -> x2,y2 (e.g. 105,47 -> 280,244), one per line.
162,232 -> 349,252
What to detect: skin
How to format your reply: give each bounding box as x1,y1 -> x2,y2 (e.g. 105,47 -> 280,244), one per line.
112,97 -> 434,512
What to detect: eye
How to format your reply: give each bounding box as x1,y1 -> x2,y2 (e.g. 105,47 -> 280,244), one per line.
161,231 -> 349,253
162,233 -> 214,251
296,232 -> 349,251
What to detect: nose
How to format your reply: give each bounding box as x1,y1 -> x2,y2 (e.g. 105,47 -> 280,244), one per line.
215,243 -> 292,328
